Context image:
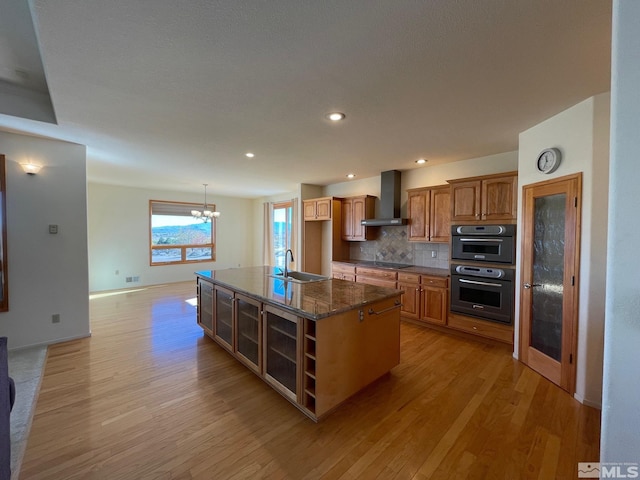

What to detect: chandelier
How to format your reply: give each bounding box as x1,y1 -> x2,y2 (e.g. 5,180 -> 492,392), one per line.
191,184 -> 220,222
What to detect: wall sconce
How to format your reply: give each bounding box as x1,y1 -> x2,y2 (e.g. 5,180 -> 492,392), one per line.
20,163 -> 42,175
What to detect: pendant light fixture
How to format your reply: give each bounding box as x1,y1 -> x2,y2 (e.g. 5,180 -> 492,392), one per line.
191,183 -> 220,222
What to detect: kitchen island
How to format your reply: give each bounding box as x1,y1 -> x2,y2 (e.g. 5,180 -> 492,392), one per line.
196,266 -> 402,421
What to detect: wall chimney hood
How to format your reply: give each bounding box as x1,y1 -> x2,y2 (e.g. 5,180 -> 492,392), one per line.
361,170 -> 408,226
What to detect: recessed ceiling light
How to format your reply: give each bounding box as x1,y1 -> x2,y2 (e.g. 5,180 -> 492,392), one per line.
245,152 -> 255,158
346,173 -> 356,179
327,112 -> 346,121
416,158 -> 427,164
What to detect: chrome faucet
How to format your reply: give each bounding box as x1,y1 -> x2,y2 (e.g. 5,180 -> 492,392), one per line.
284,249 -> 294,278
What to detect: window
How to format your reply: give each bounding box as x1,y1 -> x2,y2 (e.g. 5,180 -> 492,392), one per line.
273,201 -> 292,269
149,200 -> 215,265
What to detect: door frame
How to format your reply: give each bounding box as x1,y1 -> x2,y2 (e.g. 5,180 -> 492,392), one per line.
519,172 -> 582,394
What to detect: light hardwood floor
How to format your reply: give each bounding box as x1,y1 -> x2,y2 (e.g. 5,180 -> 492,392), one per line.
20,281 -> 600,479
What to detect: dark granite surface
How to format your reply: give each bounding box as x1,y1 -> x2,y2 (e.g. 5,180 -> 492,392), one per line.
333,260 -> 449,277
195,266 -> 402,320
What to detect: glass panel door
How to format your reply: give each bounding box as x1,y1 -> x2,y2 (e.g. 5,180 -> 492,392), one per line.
236,295 -> 260,370
198,280 -> 214,333
520,174 -> 581,393
214,287 -> 233,348
264,308 -> 298,399
530,194 -> 566,361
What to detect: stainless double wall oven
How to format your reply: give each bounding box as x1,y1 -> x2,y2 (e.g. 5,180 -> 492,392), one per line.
450,224 -> 516,324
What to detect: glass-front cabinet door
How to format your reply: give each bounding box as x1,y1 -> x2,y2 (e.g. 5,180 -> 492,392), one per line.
235,293 -> 261,374
263,305 -> 300,401
214,285 -> 234,352
197,278 -> 214,335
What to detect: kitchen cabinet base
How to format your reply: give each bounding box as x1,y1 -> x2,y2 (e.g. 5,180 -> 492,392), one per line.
200,289 -> 401,422
402,313 -> 513,346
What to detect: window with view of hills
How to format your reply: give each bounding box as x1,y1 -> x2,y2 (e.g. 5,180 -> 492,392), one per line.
149,200 -> 216,265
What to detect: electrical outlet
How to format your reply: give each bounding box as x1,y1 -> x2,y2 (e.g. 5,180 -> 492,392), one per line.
431,251 -> 437,258
52,314 -> 60,324
126,276 -> 133,283
132,276 -> 140,282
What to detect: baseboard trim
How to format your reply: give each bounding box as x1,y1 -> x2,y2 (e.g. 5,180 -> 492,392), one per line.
8,332 -> 92,352
574,392 -> 602,410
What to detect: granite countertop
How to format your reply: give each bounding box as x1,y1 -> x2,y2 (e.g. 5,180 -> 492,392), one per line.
333,259 -> 449,277
195,266 -> 402,321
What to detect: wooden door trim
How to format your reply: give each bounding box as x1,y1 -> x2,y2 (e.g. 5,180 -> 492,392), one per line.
519,172 -> 582,394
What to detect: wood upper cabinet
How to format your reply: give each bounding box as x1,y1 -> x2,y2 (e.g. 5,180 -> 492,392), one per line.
304,197 -> 332,221
342,195 -> 375,241
449,172 -> 517,223
407,189 -> 429,241
407,185 -> 450,242
482,175 -> 517,221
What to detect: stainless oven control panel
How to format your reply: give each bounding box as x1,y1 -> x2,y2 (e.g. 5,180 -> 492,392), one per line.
452,265 -> 513,280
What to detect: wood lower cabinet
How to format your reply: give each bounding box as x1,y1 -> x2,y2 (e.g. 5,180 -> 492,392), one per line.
448,172 -> 517,223
197,278 -> 214,335
398,272 -> 420,320
214,285 -> 234,352
313,296 -> 400,418
235,293 -> 261,374
447,312 -> 513,344
263,305 -> 300,401
355,266 -> 398,288
332,262 -> 356,281
197,276 -> 401,421
421,276 -> 448,326
407,185 -> 450,242
397,273 -> 448,326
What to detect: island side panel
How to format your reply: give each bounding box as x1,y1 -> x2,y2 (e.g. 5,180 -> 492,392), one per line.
314,295 -> 401,418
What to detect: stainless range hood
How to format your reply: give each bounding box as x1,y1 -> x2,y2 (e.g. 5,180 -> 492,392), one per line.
361,170 -> 408,226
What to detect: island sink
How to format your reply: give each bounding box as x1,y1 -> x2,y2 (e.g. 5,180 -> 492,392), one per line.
268,270 -> 330,283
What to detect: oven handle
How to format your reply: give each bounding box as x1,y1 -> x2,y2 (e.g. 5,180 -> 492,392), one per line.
459,238 -> 504,242
458,278 -> 503,288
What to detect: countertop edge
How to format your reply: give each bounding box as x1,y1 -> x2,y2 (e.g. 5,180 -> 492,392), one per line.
195,271 -> 402,321
331,260 -> 450,277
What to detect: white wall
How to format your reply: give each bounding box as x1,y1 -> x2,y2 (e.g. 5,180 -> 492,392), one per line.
601,0 -> 640,463
0,131 -> 90,349
517,92 -> 610,408
88,183 -> 255,292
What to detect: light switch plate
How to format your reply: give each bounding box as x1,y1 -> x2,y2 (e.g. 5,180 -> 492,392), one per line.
49,224 -> 58,234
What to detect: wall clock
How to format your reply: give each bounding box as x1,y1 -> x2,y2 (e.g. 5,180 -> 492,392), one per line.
536,147 -> 562,174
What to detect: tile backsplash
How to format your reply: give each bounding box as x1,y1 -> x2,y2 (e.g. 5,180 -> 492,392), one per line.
349,226 -> 450,269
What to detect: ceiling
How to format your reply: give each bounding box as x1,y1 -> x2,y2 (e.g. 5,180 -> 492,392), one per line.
0,0 -> 612,198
